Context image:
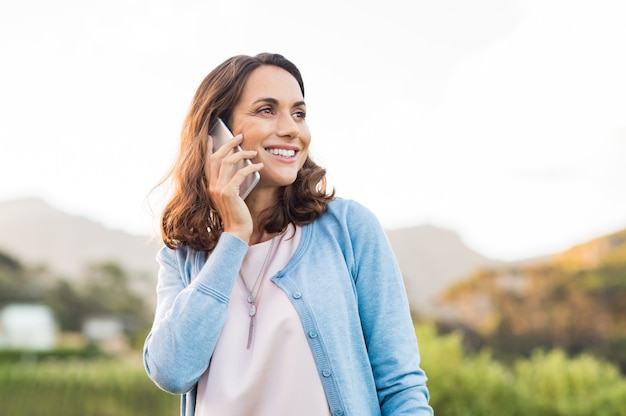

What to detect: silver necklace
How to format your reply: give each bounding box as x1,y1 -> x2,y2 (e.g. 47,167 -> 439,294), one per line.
240,236 -> 276,349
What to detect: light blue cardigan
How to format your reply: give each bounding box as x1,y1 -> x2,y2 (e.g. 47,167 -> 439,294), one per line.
143,199 -> 433,415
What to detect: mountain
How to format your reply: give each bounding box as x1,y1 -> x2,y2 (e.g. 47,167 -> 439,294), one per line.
554,228 -> 626,271
0,197 -> 502,314
0,198 -> 161,280
386,225 -> 503,316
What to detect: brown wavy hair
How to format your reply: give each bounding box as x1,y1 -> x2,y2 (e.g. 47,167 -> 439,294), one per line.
159,53 -> 335,251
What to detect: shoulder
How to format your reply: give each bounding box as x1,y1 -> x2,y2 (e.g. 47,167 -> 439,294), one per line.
157,244 -> 193,265
156,244 -> 204,280
323,198 -> 383,231
309,198 -> 385,246
325,198 -> 379,223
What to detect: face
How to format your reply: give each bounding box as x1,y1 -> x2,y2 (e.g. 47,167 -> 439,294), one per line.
230,65 -> 310,191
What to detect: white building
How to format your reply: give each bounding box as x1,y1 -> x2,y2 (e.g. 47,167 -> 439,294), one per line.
82,316 -> 127,354
0,303 -> 57,350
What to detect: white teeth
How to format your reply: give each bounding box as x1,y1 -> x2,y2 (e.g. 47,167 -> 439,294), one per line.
267,148 -> 296,158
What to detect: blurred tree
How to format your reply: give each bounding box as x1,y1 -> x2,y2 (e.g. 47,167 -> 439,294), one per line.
0,250 -> 40,306
0,253 -> 152,343
42,280 -> 88,331
79,261 -> 151,334
440,229 -> 626,370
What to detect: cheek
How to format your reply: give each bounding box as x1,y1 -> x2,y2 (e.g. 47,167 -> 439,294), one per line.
300,128 -> 312,149
235,122 -> 264,147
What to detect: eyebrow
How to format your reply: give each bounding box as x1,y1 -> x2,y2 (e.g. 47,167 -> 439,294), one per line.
252,97 -> 306,107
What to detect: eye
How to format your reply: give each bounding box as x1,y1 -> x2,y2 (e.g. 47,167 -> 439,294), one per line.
257,107 -> 274,115
294,110 -> 306,120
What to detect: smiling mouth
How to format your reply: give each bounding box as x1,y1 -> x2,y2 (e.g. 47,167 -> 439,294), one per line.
266,148 -> 297,158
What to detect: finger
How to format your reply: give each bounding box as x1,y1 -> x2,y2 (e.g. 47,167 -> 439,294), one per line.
212,133 -> 244,156
206,136 -> 231,184
232,161 -> 264,180
227,162 -> 264,197
208,134 -> 247,180
215,150 -> 258,188
212,157 -> 262,194
209,144 -> 260,197
205,135 -> 214,177
206,135 -> 215,163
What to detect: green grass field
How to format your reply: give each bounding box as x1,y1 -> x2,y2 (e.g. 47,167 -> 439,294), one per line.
2,324 -> 626,415
0,357 -> 178,416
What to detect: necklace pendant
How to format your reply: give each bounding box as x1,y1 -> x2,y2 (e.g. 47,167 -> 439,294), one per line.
241,235 -> 277,349
247,316 -> 255,349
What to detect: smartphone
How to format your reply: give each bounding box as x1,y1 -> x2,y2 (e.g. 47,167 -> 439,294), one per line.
209,118 -> 260,200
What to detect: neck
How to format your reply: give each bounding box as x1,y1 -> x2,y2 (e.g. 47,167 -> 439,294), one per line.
245,186 -> 281,245
249,231 -> 274,246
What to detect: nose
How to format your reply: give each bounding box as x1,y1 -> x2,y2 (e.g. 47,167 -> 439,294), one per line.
276,112 -> 299,139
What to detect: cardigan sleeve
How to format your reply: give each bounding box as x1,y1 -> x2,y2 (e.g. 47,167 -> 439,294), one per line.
346,201 -> 434,415
143,233 -> 249,394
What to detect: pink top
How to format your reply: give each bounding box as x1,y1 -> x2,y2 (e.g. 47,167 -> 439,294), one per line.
195,225 -> 331,416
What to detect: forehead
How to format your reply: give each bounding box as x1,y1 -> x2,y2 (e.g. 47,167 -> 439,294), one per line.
239,65 -> 304,103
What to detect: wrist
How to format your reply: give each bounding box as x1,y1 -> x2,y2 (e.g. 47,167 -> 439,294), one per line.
223,228 -> 251,245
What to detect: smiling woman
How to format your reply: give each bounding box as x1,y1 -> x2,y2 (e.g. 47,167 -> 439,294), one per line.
143,53 -> 433,416
159,53 -> 330,252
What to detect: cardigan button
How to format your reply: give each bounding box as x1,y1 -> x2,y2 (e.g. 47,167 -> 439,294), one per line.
308,331 -> 318,338
293,291 -> 302,299
322,369 -> 331,377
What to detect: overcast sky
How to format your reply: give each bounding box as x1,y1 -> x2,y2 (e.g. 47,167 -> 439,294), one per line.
1,0 -> 625,261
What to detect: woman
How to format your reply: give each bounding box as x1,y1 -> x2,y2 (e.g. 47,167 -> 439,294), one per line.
144,53 -> 433,416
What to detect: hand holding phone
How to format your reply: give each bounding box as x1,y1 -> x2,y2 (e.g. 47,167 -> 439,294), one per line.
208,118 -> 260,200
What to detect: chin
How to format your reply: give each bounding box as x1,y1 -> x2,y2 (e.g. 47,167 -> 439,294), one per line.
278,177 -> 298,188
263,170 -> 299,187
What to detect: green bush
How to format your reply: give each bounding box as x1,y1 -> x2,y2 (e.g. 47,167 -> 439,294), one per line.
416,323 -> 626,415
417,323 -> 526,415
0,345 -> 104,364
514,349 -> 626,416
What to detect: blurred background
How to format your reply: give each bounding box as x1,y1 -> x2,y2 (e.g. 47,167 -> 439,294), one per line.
1,0 -> 625,414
